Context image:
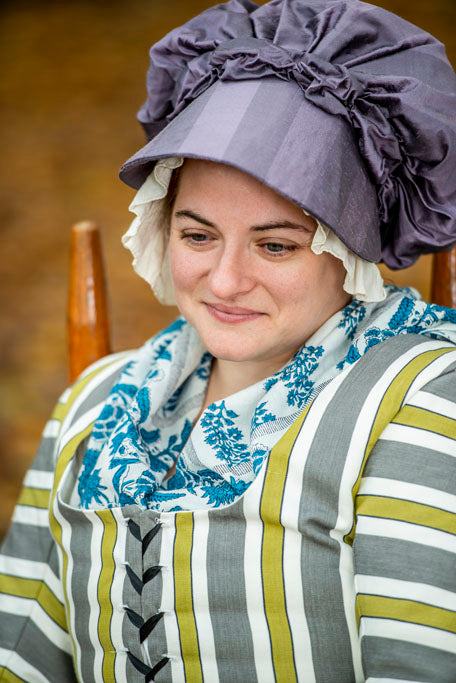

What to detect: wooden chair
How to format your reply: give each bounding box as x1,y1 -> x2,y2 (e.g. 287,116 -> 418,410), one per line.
68,222 -> 111,382
67,222 -> 456,381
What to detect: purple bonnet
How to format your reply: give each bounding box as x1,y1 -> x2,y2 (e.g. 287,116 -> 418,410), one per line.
119,0 -> 456,269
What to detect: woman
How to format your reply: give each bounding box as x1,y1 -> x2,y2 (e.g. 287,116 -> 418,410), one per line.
1,0 -> 456,681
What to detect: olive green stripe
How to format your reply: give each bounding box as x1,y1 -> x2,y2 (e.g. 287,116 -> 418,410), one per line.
357,495 -> 456,535
174,514 -> 203,683
345,347 -> 454,544
0,574 -> 67,631
50,423 -> 94,509
96,510 -> 117,682
17,487 -> 50,510
260,406 -> 312,681
357,594 -> 456,634
392,405 -> 456,438
51,357 -> 124,423
0,667 -> 26,682
49,425 -> 95,681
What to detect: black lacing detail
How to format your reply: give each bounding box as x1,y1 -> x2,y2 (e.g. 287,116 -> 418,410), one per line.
143,565 -> 161,584
127,652 -> 170,682
142,524 -> 161,554
123,518 -> 169,681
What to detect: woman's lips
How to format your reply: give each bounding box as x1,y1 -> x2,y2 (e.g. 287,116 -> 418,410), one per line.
204,303 -> 264,323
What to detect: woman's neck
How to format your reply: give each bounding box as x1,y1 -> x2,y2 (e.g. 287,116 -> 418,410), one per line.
202,353 -> 292,410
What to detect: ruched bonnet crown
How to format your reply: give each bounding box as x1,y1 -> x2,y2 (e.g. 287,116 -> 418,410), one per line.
119,0 -> 456,269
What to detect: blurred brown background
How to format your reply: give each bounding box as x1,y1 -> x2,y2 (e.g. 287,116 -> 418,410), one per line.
1,0 -> 455,539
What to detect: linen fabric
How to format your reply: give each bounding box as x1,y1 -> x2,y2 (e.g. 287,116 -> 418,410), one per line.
1,334 -> 455,681
122,157 -> 386,303
119,0 -> 456,268
74,286 -> 456,513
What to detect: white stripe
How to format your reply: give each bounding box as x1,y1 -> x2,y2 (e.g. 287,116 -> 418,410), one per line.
77,350 -> 132,380
23,469 -> 54,490
59,387 -> 72,404
58,403 -> 106,453
359,477 -> 456,514
111,509 -> 129,683
43,419 -> 61,438
380,423 -> 456,457
403,346 -> 456,405
408,390 -> 456,420
359,616 -> 456,654
0,646 -> 54,682
0,555 -> 62,599
243,464 -> 275,683
355,574 -> 456,612
87,512 -> 105,683
192,512 -> 219,683
12,505 -> 48,527
57,355 -> 131,448
283,371 -> 350,682
51,491 -> 80,677
0,595 -> 72,654
357,516 -> 456,554
159,515 -> 186,683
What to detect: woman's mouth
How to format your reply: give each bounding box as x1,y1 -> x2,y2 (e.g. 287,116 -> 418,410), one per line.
204,303 -> 264,324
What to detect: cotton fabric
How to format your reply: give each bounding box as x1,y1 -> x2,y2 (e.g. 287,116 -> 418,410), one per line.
75,286 -> 456,513
1,332 -> 455,681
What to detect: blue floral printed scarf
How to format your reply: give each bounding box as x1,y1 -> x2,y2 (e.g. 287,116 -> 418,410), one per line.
77,286 -> 456,512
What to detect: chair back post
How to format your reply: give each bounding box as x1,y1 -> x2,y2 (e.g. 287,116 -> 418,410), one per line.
68,221 -> 111,382
431,249 -> 456,309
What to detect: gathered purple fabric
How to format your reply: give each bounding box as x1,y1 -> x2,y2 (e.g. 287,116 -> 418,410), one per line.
134,0 -> 456,268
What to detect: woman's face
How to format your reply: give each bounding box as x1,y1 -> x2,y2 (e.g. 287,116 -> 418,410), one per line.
169,159 -> 350,370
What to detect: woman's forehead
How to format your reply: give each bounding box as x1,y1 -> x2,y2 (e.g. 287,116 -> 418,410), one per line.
174,158 -> 309,223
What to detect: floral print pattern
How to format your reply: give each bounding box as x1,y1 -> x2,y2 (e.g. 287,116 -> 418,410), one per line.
77,286 -> 456,512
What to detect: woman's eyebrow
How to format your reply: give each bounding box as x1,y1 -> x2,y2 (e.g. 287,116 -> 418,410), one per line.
250,220 -> 313,232
174,210 -> 312,233
174,209 -> 215,227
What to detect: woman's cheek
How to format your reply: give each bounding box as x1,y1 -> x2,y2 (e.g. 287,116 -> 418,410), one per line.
170,245 -> 192,290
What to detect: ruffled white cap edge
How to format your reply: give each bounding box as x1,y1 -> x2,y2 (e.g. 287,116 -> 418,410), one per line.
122,157 -> 386,305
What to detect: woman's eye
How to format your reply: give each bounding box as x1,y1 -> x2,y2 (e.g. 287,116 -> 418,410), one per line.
263,242 -> 297,256
183,232 -> 211,244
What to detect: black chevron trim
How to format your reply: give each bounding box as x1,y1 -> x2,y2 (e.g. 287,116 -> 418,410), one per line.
128,519 -> 141,541
142,523 -> 161,554
140,611 -> 164,643
127,650 -> 151,675
146,657 -> 170,682
143,565 -> 161,584
125,607 -> 144,629
126,564 -> 144,595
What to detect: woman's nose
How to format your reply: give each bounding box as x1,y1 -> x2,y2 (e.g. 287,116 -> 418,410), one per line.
207,247 -> 255,299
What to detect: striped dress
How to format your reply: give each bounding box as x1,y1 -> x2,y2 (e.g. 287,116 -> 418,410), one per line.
1,334 -> 455,682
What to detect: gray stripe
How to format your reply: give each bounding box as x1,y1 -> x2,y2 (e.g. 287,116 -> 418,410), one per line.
71,360 -> 131,425
206,502 -> 257,683
361,635 -> 456,682
1,522 -> 56,565
57,499 -> 97,682
354,535 -> 456,594
421,359 -> 456,402
0,613 -> 76,681
31,433 -> 58,471
298,335 -> 432,680
364,440 -> 456,496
